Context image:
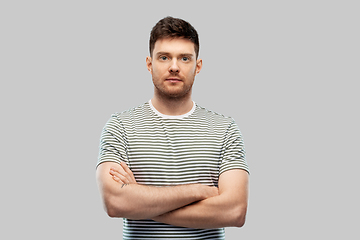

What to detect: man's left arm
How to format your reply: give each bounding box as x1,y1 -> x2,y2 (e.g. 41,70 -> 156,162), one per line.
152,168 -> 249,229
110,164 -> 249,229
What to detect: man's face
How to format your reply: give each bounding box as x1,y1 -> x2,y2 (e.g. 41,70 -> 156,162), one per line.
146,38 -> 202,99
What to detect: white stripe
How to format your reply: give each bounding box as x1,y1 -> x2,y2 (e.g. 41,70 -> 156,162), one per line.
98,102 -> 248,239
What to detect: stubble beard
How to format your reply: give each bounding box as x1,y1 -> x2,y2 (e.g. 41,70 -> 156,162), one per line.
153,75 -> 194,101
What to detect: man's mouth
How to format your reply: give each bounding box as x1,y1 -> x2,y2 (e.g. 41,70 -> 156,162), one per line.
166,78 -> 182,83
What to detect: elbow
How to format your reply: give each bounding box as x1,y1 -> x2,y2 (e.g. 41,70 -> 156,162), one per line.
103,195 -> 140,219
232,205 -> 247,228
103,195 -> 127,218
104,201 -> 120,218
106,208 -> 117,218
105,204 -> 120,218
235,214 -> 246,228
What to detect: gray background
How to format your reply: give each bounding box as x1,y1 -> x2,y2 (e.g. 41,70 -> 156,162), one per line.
1,0 -> 359,239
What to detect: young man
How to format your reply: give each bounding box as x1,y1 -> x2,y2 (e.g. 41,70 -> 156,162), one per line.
96,16 -> 249,239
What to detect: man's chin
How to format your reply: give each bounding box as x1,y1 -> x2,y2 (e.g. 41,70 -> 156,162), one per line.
154,84 -> 192,99
160,90 -> 191,99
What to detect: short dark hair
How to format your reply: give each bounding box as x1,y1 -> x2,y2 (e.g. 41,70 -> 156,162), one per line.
149,16 -> 199,58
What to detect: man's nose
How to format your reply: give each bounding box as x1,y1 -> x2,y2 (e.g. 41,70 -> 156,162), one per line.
169,59 -> 180,73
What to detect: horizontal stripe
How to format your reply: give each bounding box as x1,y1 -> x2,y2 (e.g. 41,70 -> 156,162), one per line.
98,101 -> 248,239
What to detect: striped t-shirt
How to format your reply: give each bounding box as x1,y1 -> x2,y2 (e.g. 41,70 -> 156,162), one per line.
97,100 -> 249,239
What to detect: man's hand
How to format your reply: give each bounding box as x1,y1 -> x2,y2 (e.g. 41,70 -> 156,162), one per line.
97,161 -> 219,220
109,161 -> 137,185
152,169 -> 249,229
108,163 -> 248,229
109,162 -> 218,200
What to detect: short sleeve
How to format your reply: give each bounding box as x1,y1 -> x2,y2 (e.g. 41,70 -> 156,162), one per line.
219,120 -> 249,175
97,114 -> 129,168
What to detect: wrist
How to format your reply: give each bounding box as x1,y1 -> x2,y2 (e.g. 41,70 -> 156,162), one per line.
192,184 -> 218,201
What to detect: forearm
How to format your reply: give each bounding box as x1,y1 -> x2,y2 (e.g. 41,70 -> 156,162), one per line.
152,193 -> 247,229
97,162 -> 218,220
152,169 -> 250,229
105,183 -> 213,220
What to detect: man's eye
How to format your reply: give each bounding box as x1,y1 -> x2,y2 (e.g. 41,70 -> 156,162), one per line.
160,56 -> 168,61
182,57 -> 189,61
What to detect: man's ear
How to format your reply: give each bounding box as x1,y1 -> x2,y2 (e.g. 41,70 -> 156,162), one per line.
195,58 -> 203,76
146,56 -> 152,74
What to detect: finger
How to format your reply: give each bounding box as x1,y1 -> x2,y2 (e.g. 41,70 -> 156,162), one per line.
120,161 -> 136,183
110,165 -> 130,182
110,162 -> 134,184
111,173 -> 124,184
110,164 -> 128,176
110,169 -> 130,184
112,176 -> 124,184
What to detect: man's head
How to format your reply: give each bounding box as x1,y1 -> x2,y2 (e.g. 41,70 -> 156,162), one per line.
149,16 -> 199,59
146,17 -> 202,102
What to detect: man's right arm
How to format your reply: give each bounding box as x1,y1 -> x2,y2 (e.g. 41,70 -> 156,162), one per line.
96,161 -> 218,220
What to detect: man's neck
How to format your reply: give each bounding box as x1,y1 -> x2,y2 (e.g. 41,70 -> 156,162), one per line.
151,95 -> 194,116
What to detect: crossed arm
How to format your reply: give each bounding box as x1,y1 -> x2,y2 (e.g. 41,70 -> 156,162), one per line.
96,161 -> 249,229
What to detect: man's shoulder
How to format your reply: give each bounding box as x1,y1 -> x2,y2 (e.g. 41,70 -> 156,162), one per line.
195,103 -> 235,125
111,102 -> 150,118
104,102 -> 151,128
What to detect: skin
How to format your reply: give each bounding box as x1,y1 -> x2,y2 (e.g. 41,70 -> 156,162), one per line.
109,162 -> 249,228
96,161 -> 219,220
146,38 -> 202,116
96,37 -> 249,228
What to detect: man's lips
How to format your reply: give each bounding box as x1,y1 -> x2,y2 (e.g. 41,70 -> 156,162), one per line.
165,78 -> 182,82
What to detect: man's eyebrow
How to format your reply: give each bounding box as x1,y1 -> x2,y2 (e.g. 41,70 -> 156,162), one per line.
155,52 -> 194,57
155,51 -> 170,56
179,53 -> 194,58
